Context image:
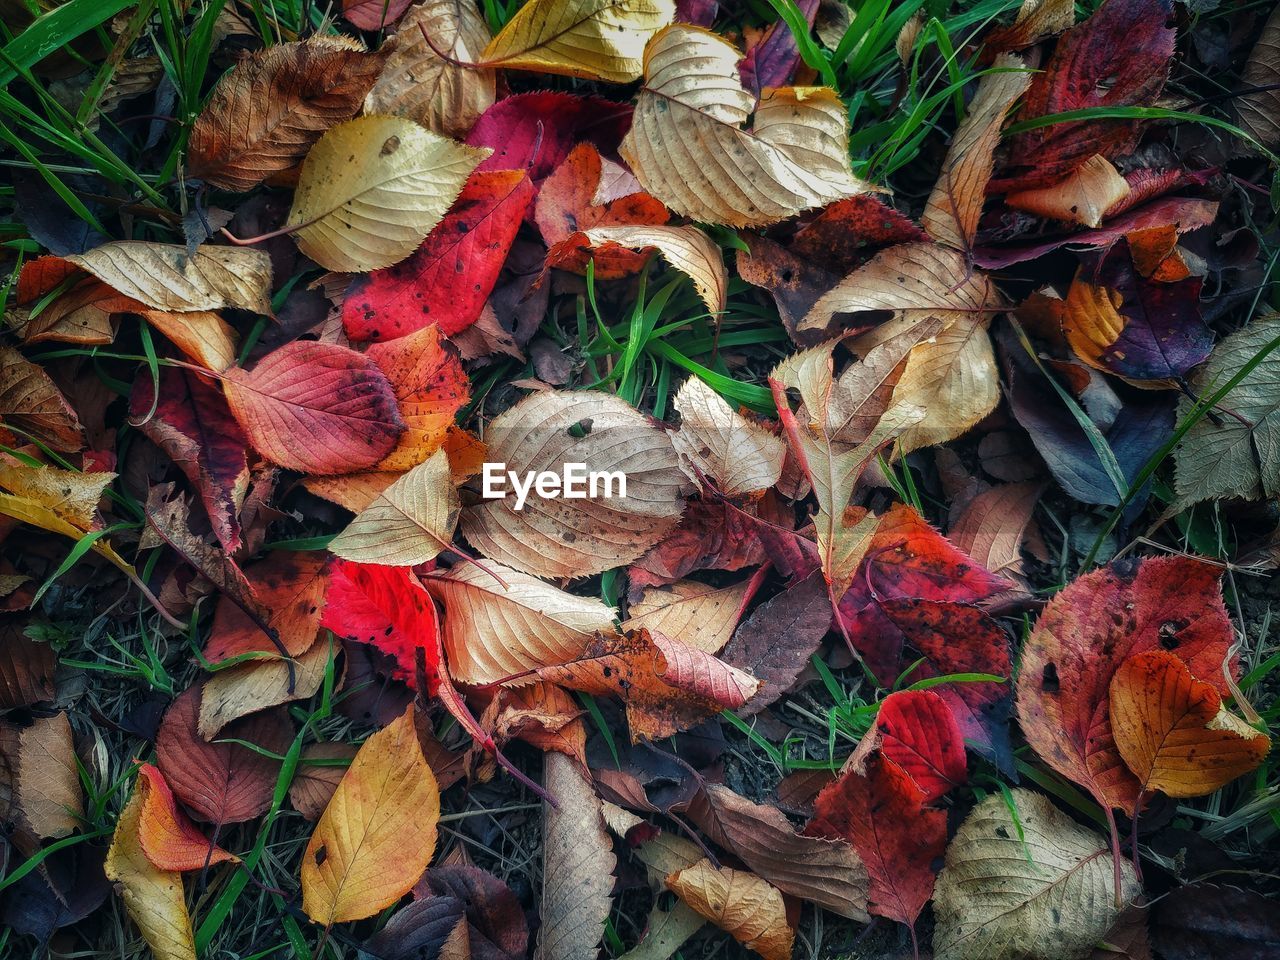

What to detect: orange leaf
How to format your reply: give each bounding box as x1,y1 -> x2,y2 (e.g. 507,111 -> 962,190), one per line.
135,764 -> 238,872
1109,650 -> 1270,798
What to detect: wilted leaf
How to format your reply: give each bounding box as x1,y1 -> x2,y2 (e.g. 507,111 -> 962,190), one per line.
138,310 -> 238,373
188,37 -> 387,192
536,751 -> 616,960
15,712 -> 83,839
130,367 -> 249,554
364,0 -> 495,138
302,706 -> 440,925
620,25 -> 871,226
12,257 -> 132,345
1109,650 -> 1269,798
425,560 -> 615,685
623,578 -> 753,655
947,481 -> 1043,583
0,345 -> 83,451
329,450 -> 459,566
104,786 -> 196,960
343,169 -> 533,342
460,390 -> 686,579
1006,154 -> 1131,227
666,860 -> 793,960
65,242 -> 272,314
197,638 -> 331,738
580,225 -> 727,317
670,376 -> 783,496
286,115 -> 489,272
221,340 -> 405,475
134,764 -> 237,872
1016,556 -> 1237,815
481,0 -> 674,83
933,790 -> 1140,960
357,896 -> 467,960
205,552 -> 330,662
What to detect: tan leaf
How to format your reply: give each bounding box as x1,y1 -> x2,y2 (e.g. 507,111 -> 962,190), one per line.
666,860 -> 794,960
985,0 -> 1075,52
188,37 -> 386,191
670,376 -> 784,496
622,579 -> 753,654
1006,154 -> 1131,227
302,706 -> 441,925
64,242 -> 272,313
536,751 -> 616,960
923,55 -> 1031,250
286,115 -> 489,272
581,225 -> 727,317
138,310 -> 238,372
933,790 -> 1140,960
197,637 -> 332,739
329,449 -> 460,566
303,470 -> 399,513
947,481 -> 1043,580
16,712 -> 83,838
365,0 -> 495,138
1238,4 -> 1280,151
289,742 -> 358,821
459,390 -> 686,579
425,560 -> 616,685
0,345 -> 83,451
105,787 -> 197,960
619,25 -> 872,226
481,0 -> 674,83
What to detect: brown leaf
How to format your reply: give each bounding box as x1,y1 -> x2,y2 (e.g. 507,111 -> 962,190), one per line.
0,623 -> 56,710
1238,3 -> 1280,151
289,743 -> 358,822
666,860 -> 794,960
623,579 -> 755,655
15,712 -> 83,839
0,345 -> 84,451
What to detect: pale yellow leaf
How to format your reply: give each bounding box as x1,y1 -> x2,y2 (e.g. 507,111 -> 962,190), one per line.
670,375 -> 783,496
622,579 -> 752,654
582,225 -> 727,317
481,0 -> 674,83
287,115 -> 489,271
64,242 -> 272,314
1006,154 -> 1131,228
620,25 -> 872,226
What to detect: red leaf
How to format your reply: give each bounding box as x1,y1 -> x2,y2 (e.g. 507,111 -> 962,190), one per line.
134,764 -> 237,872
805,753 -> 945,930
321,560 -> 441,693
130,367 -> 249,554
837,503 -> 1011,683
204,552 -> 330,663
343,170 -> 534,342
996,0 -> 1176,190
221,341 -> 404,474
341,0 -> 412,29
856,689 -> 966,803
1015,555 -> 1237,815
465,92 -> 633,185
155,686 -> 293,824
789,196 -> 928,277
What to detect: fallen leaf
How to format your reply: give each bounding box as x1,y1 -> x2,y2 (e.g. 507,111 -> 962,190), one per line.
1238,4 -> 1280,151
204,552 -> 330,662
738,0 -> 818,96
12,258 -> 129,345
289,743 -> 357,822
579,225 -> 728,317
0,345 -> 83,451
138,310 -> 238,373
628,495 -> 776,593
359,896 -> 467,960
188,37 -> 387,192
197,638 -> 332,738
933,789 -> 1140,960
15,712 -> 83,839
947,481 -> 1043,583
481,0 -> 674,82
536,751 -> 616,960
620,25 -> 871,226
364,0 -> 495,139
1015,556 -> 1237,815
1150,883 -> 1280,960
0,625 -> 55,709
130,367 -> 249,554
342,169 -> 533,341
133,764 -> 237,872
425,560 -> 616,685
651,632 -> 759,708
666,860 -> 794,960
853,689 -> 967,803
623,578 -> 754,655
104,786 -> 196,960
221,340 -> 405,475
303,706 -> 440,925
65,242 -> 272,314
983,0 -> 1075,54
286,115 -> 489,272
1006,154 -> 1132,227
328,450 -> 460,566
616,899 -> 705,960
1109,650 -> 1269,798
670,375 -> 783,495
459,390 -> 687,579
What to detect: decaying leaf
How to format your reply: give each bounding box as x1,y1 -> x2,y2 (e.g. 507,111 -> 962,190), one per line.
64,242 -> 272,314
0,345 -> 83,451
666,860 -> 794,960
204,552 -> 330,662
286,115 -> 489,272
289,743 -> 357,822
853,689 -> 967,803
670,376 -> 784,496
302,706 -> 440,925
622,578 -> 754,654
1006,154 -> 1131,227
197,636 -> 332,738
1238,3 -> 1280,151
133,764 -> 238,872
620,25 -> 872,226
580,225 -> 727,317
15,712 -> 83,839
933,790 -> 1140,960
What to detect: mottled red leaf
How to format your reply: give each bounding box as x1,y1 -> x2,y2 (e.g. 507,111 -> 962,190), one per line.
856,689 -> 967,803
222,341 -> 404,474
1015,556 -> 1237,815
130,367 -> 249,554
343,170 -> 534,342
790,196 -> 928,277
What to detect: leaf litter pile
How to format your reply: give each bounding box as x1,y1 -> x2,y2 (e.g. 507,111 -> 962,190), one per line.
3,0 -> 1280,958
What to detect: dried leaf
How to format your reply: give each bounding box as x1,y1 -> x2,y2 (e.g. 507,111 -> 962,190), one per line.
289,743 -> 357,822
302,706 -> 440,925
286,115 -> 489,272
139,310 -> 238,373
620,25 -> 871,226
134,764 -> 237,872
0,345 -> 83,451
670,376 -> 783,496
1007,154 -> 1132,227
0,624 -> 56,709
205,552 -> 330,662
853,689 -> 967,803
197,637 -> 332,738
16,712 -> 83,839
580,225 -> 727,317
666,860 -> 793,960
64,242 -> 272,314
623,578 -> 753,655
1238,4 -> 1280,151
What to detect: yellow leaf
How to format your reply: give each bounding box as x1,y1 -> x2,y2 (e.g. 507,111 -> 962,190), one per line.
365,0 -> 496,138
139,310 -> 238,372
619,25 -> 873,226
105,787 -> 197,960
328,449 -> 459,566
286,115 -> 489,272
302,706 -> 440,925
481,0 -> 673,83
65,242 -> 272,314
666,860 -> 795,960
1006,154 -> 1131,228
580,224 -> 728,317
1109,650 -> 1270,798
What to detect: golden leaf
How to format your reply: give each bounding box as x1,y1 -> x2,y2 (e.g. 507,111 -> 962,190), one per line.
1006,154 -> 1131,227
581,225 -> 728,317
64,242 -> 272,314
666,860 -> 794,960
